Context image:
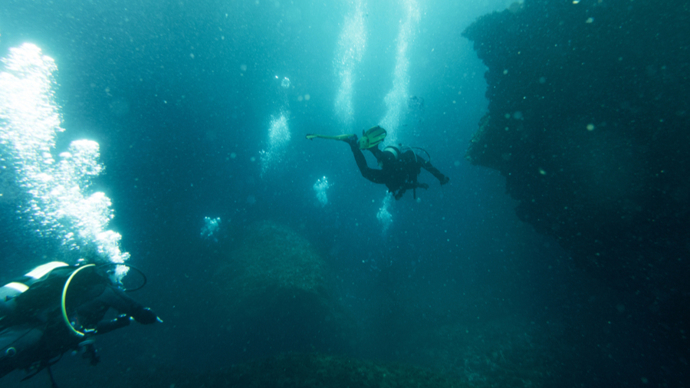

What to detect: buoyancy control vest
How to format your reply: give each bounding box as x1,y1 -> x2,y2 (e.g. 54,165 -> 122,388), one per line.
0,262 -> 70,327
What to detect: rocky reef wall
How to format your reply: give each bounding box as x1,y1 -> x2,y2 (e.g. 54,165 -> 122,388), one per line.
463,0 -> 690,294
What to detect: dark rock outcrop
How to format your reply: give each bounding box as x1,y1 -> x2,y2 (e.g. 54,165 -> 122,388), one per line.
463,0 -> 690,294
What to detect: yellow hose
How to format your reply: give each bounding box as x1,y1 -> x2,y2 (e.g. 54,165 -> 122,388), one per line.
61,264 -> 96,337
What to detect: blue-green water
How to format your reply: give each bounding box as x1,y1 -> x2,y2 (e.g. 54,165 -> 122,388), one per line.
0,1 -> 686,387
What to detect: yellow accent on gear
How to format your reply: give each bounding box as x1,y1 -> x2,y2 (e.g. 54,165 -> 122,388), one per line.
61,264 -> 96,337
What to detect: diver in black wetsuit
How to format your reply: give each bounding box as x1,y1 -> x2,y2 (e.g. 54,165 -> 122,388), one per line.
0,261 -> 160,383
345,134 -> 450,200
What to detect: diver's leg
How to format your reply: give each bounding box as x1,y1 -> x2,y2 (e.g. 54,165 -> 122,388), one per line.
367,145 -> 384,162
349,142 -> 369,174
348,142 -> 386,183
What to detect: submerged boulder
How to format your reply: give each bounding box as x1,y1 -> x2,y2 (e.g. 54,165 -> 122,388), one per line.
212,221 -> 351,357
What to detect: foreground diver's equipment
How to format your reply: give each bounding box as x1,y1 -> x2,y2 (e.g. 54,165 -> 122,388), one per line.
305,125 -> 387,150
61,264 -> 97,337
20,354 -> 62,383
78,339 -> 100,366
358,126 -> 387,149
0,262 -> 69,325
60,263 -> 147,337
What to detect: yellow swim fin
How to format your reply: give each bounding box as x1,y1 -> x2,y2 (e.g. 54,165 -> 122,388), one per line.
305,126 -> 386,150
358,126 -> 387,149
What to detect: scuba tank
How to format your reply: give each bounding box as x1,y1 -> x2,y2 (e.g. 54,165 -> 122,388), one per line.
381,144 -> 432,165
0,262 -> 69,324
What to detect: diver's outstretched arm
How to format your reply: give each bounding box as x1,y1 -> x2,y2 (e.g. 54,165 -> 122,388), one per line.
91,287 -> 160,325
421,160 -> 450,185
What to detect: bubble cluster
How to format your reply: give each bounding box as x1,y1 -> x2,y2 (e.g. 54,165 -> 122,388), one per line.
0,43 -> 129,275
201,216 -> 222,240
378,0 -> 420,144
260,112 -> 291,176
376,192 -> 394,234
334,0 -> 367,126
313,176 -> 330,207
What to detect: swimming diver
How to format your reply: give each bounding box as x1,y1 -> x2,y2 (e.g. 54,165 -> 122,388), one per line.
346,126 -> 450,200
0,260 -> 160,384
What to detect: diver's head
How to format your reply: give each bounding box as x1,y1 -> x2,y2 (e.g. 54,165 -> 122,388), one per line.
379,145 -> 400,168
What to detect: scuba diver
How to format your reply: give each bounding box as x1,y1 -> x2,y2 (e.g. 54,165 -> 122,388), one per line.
0,260 -> 160,384
307,126 -> 450,200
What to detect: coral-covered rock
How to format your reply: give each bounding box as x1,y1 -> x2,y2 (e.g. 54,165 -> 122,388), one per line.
213,221 -> 352,356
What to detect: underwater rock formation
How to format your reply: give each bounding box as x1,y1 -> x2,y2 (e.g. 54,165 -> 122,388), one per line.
213,221 -> 352,357
463,0 -> 690,293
